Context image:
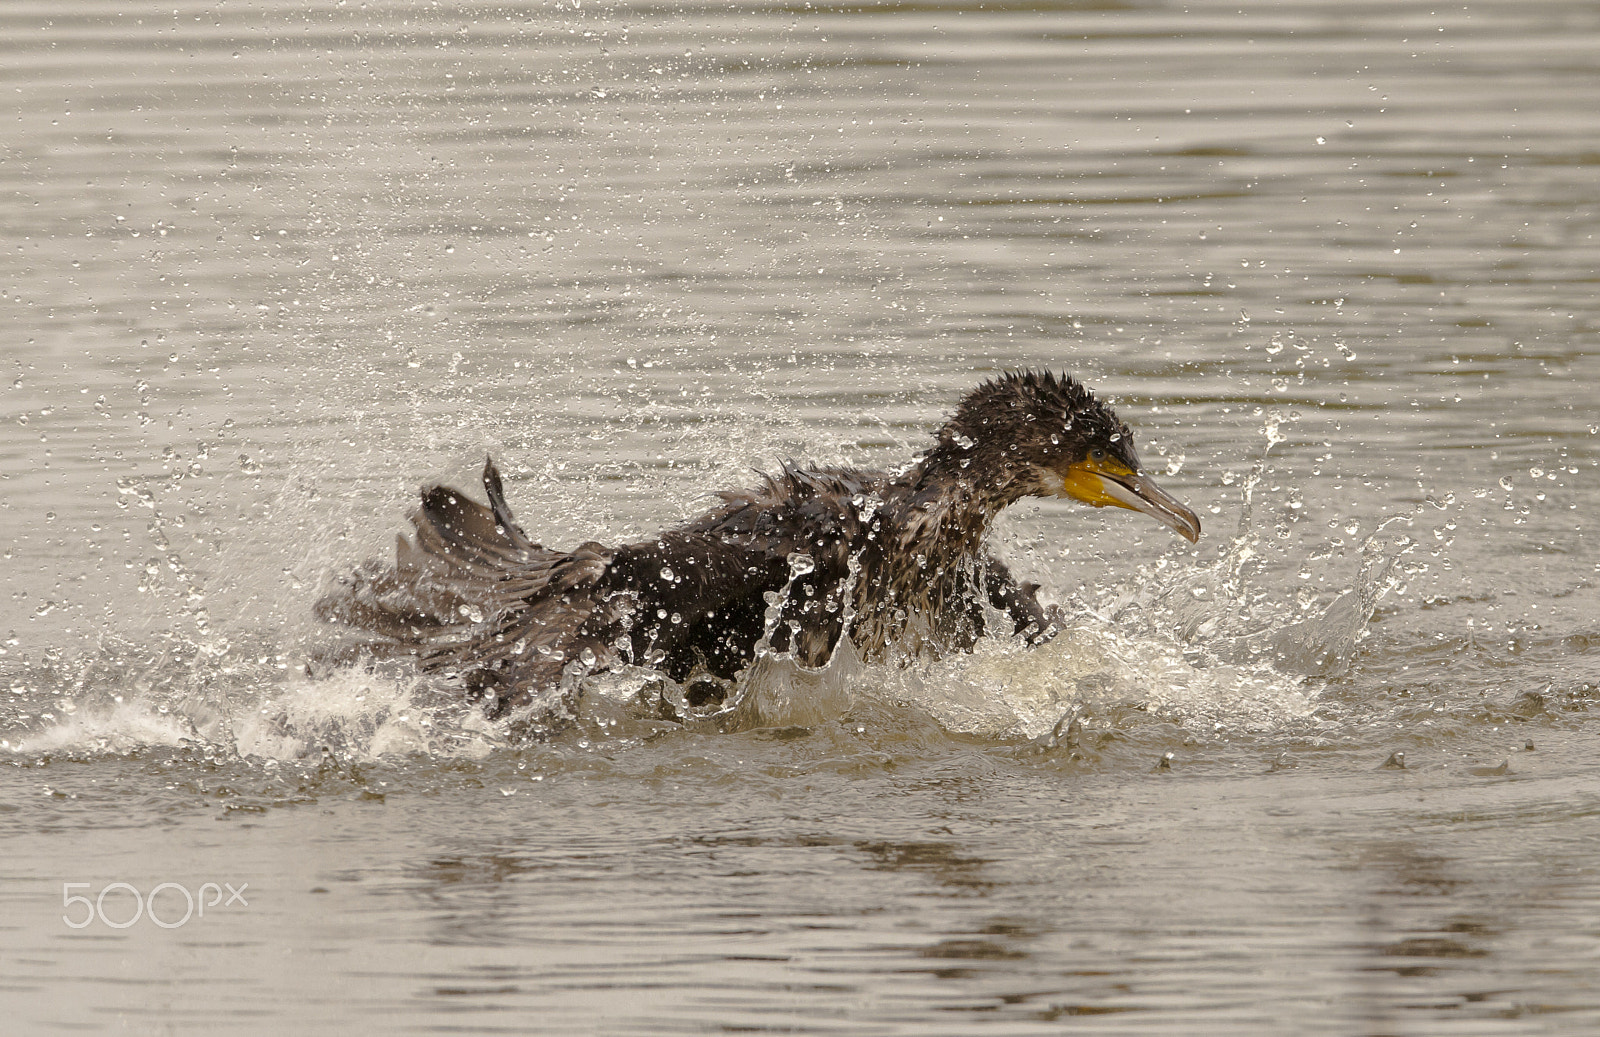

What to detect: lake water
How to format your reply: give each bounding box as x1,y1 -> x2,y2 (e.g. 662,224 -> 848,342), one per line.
4,0 -> 1599,1033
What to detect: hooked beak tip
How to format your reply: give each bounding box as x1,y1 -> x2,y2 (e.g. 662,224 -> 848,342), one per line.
1107,470 -> 1202,543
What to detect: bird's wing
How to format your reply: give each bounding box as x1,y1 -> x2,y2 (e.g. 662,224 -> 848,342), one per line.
595,464 -> 874,674
314,458 -> 625,712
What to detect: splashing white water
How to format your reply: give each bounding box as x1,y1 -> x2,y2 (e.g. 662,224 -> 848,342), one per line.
3,658 -> 505,764
228,668 -> 502,761
909,621 -> 1321,740
5,699 -> 206,756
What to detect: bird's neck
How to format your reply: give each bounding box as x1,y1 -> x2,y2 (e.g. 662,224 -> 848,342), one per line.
891,440 -> 1016,562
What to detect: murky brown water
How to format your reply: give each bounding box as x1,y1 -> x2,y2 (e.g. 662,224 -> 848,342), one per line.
4,1 -> 1599,1033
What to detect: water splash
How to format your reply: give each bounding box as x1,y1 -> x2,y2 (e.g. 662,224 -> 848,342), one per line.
4,418 -> 1435,762
726,633 -> 868,730
231,668 -> 502,761
2,636 -> 504,764
5,697 -> 207,757
874,619 -> 1319,742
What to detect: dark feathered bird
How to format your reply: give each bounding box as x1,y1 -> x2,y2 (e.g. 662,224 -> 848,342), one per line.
314,370 -> 1200,718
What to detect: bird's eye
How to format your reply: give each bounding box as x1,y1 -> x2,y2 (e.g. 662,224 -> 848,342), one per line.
1090,447 -> 1106,461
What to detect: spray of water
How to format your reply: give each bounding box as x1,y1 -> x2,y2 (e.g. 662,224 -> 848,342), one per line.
4,390 -> 1440,763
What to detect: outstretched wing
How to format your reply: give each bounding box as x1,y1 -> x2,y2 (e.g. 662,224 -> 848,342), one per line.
314,458 -> 625,713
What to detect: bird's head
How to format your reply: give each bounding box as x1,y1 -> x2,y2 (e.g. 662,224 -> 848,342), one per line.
940,369 -> 1201,543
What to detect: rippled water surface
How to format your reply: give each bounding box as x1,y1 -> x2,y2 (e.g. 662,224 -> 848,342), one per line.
4,1 -> 1599,1033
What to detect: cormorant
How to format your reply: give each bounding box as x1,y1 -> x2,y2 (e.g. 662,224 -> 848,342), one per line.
315,370 -> 1200,717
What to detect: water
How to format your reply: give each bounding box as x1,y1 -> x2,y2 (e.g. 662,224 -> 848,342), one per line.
4,0 -> 1599,1032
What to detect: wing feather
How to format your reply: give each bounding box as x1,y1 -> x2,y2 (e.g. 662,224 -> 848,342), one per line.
315,458 -> 622,712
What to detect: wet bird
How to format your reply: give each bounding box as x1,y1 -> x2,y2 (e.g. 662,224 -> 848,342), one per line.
315,370 -> 1200,717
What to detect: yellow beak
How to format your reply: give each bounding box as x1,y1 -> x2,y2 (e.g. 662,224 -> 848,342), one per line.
1056,456 -> 1202,543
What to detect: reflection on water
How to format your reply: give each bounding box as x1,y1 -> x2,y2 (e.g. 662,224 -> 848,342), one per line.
3,0 -> 1600,1033
15,757 -> 1586,1033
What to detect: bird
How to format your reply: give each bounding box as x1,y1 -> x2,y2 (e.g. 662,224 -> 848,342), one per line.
314,370 -> 1200,720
